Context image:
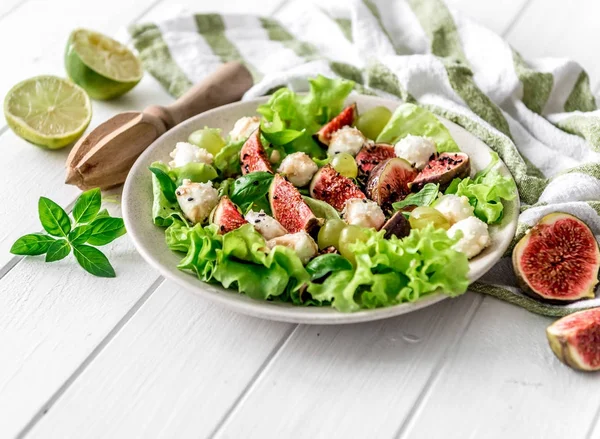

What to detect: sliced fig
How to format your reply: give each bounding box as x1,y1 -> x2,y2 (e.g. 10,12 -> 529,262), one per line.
355,143 -> 396,177
382,211 -> 411,239
240,130 -> 273,175
513,212 -> 600,303
309,165 -> 366,211
315,103 -> 357,146
547,308 -> 600,371
410,152 -> 470,192
212,196 -> 248,234
366,158 -> 418,212
270,174 -> 321,235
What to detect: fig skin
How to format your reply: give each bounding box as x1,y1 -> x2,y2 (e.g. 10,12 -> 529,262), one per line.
546,308 -> 600,371
212,196 -> 248,234
309,165 -> 366,212
315,103 -> 357,146
355,143 -> 396,177
382,211 -> 411,239
240,130 -> 273,175
270,174 -> 322,236
366,158 -> 418,212
512,212 -> 600,303
410,152 -> 470,192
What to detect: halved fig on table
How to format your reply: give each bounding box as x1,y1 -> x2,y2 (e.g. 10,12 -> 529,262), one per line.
211,196 -> 248,234
309,165 -> 366,211
355,143 -> 396,177
546,308 -> 600,371
270,174 -> 321,235
240,130 -> 273,175
315,103 -> 357,146
512,212 -> 600,303
382,211 -> 411,239
410,152 -> 470,192
366,158 -> 418,212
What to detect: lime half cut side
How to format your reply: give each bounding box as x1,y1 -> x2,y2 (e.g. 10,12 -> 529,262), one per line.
4,76 -> 92,149
65,28 -> 143,100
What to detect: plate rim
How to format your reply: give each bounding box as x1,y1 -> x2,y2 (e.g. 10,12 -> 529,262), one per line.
122,95 -> 519,324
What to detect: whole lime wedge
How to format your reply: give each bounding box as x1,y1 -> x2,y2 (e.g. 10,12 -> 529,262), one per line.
65,28 -> 143,100
4,76 -> 92,149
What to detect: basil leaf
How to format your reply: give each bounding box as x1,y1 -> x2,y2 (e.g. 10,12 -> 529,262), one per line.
39,197 -> 71,237
261,120 -> 305,146
45,239 -> 71,262
393,183 -> 440,210
72,188 -> 101,225
10,233 -> 56,255
302,196 -> 340,220
230,172 -> 274,207
68,225 -> 93,245
306,254 -> 353,281
96,209 -> 110,219
149,166 -> 177,203
87,217 -> 126,246
73,245 -> 116,277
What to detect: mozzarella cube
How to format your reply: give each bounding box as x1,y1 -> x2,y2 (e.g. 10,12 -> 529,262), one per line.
277,152 -> 319,187
169,142 -> 213,168
229,116 -> 260,142
245,209 -> 287,240
267,232 -> 318,265
343,198 -> 386,230
434,194 -> 474,225
394,135 -> 436,170
447,216 -> 490,259
328,126 -> 366,157
175,179 -> 219,224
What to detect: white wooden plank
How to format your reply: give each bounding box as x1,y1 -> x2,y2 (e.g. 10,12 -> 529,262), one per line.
213,294 -> 481,439
0,0 -> 25,20
506,0 -> 600,84
445,0 -> 529,35
27,282 -> 294,439
396,298 -> 600,439
0,197 -> 164,438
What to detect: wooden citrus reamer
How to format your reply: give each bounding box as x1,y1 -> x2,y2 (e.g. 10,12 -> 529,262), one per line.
65,62 -> 253,190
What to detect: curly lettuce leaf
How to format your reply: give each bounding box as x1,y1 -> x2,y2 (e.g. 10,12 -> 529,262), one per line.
376,103 -> 459,152
177,224 -> 222,282
307,225 -> 469,312
150,161 -> 184,227
214,139 -> 244,177
170,162 -> 217,186
445,152 -> 517,224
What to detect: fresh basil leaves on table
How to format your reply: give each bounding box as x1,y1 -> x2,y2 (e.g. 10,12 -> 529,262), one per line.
10,188 -> 126,277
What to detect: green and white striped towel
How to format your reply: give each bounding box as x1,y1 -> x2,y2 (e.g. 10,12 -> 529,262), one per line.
129,0 -> 600,317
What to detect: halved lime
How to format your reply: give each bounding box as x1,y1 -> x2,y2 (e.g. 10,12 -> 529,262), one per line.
4,76 -> 92,149
65,28 -> 143,100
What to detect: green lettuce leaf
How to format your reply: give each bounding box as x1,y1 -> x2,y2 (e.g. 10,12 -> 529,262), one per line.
376,103 -> 459,152
150,161 -> 184,227
214,139 -> 244,177
177,224 -> 222,282
170,162 -> 217,185
445,152 -> 517,224
307,225 -> 469,312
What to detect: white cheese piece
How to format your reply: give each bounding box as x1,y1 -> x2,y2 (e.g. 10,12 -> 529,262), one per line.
328,126 -> 366,157
267,232 -> 318,265
245,209 -> 287,240
394,135 -> 436,170
169,142 -> 213,168
447,216 -> 490,259
229,116 -> 260,142
175,179 -> 219,224
343,198 -> 386,230
277,152 -> 319,187
434,194 -> 474,225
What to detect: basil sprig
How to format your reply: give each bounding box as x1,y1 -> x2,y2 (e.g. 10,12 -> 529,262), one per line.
10,188 -> 126,277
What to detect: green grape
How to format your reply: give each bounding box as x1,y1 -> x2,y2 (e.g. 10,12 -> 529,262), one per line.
331,153 -> 358,179
338,225 -> 369,265
356,106 -> 392,140
409,206 -> 451,230
317,218 -> 346,250
188,127 -> 226,155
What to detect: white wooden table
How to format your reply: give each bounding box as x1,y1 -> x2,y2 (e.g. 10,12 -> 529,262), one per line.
1,1 -> 599,438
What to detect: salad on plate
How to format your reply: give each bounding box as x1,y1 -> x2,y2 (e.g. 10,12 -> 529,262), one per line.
148,76 -> 516,312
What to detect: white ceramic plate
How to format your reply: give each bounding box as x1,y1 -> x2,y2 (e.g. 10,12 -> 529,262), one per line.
123,95 -> 519,324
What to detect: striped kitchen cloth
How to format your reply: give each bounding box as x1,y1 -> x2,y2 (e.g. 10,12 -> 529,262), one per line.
129,0 -> 600,317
